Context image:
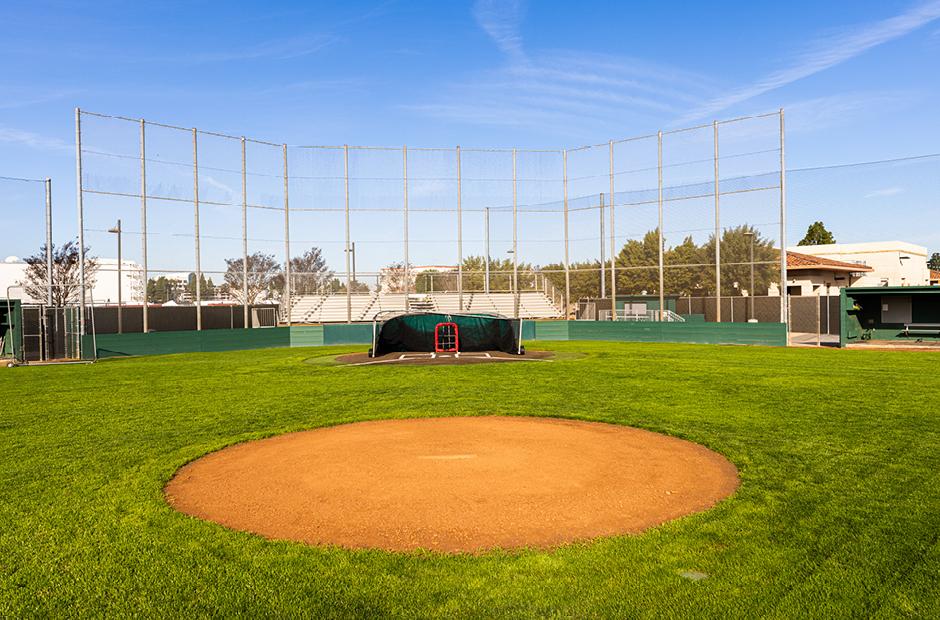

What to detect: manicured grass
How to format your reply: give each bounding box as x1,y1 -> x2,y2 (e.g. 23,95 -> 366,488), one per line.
1,342 -> 938,618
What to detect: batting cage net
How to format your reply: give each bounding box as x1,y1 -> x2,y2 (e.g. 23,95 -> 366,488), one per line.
370,312 -> 521,357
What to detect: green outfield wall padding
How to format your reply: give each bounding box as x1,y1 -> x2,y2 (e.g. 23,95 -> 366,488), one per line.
289,326 -> 324,347
81,319 -> 787,359
520,320 -> 537,341
534,321 -> 569,341
85,328 -> 290,359
322,323 -> 374,345
531,320 -> 786,346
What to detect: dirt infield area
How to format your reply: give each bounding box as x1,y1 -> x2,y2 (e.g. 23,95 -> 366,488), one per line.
165,417 -> 739,553
335,350 -> 554,366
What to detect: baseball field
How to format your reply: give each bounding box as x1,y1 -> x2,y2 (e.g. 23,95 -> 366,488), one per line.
2,341 -> 938,617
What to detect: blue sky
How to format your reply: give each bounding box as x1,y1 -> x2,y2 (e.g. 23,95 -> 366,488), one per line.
2,0 -> 940,270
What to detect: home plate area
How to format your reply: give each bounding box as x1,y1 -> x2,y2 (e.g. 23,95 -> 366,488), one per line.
336,350 -> 554,366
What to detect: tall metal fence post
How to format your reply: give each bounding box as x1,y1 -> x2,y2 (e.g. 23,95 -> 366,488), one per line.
713,120 -> 721,322
563,148 -> 570,320
609,140 -> 616,317
456,146 -> 463,311
113,219 -> 123,334
75,108 -> 86,338
282,144 -> 291,326
786,293 -> 792,342
344,145 -> 351,323
140,120 -> 149,333
44,178 -> 53,306
657,130 -> 665,321
599,192 -> 605,300
403,145 -> 410,311
512,148 -> 519,318
241,137 -> 249,328
779,108 -> 789,331
192,128 -> 202,331
484,207 -> 490,294
816,293 -> 821,346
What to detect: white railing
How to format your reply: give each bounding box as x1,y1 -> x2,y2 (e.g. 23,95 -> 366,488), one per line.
598,309 -> 686,322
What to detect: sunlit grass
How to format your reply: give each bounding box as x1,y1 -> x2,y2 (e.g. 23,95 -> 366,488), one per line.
1,342 -> 938,617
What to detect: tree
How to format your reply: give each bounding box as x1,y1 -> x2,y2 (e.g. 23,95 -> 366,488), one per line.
379,262 -> 408,293
664,235 -> 708,296
615,230 -> 662,295
701,225 -> 778,295
327,278 -> 369,293
542,260 -> 607,302
20,240 -> 98,306
290,247 -> 332,295
549,225 -> 777,300
223,252 -> 282,304
798,221 -> 836,246
147,275 -> 185,303
928,252 -> 940,272
186,273 -> 216,301
414,269 -> 458,293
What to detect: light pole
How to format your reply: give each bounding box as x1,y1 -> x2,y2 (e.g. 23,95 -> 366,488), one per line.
599,193 -> 605,299
506,249 -> 515,293
342,241 -> 358,293
107,219 -> 123,333
743,231 -> 755,320
484,207 -> 490,294
351,241 -> 357,288
45,178 -> 53,307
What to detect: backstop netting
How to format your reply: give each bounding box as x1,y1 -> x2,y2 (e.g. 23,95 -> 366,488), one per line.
74,108 -> 787,332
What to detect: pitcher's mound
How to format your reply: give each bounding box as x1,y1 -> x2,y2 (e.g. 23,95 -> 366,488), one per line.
165,416 -> 738,552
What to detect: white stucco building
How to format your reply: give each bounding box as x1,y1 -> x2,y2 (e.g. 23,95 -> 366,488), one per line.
782,241 -> 933,296
0,256 -> 145,304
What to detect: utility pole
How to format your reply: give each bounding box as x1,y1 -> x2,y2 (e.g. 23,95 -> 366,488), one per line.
484,207 -> 491,294
351,242 -> 357,285
744,231 -> 755,320
44,178 -> 53,307
599,193 -> 605,299
108,219 -> 123,334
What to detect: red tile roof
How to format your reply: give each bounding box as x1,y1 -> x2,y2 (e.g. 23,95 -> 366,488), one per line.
930,269 -> 940,281
786,251 -> 873,272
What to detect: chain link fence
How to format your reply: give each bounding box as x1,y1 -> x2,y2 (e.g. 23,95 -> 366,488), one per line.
73,108 -> 788,331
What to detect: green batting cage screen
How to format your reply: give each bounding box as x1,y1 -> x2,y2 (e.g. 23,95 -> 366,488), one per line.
371,312 -> 522,357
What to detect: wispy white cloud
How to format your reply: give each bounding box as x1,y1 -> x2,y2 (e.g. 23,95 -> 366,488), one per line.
782,90 -> 918,132
473,0 -> 527,62
0,126 -> 70,152
412,6 -> 717,137
864,187 -> 904,198
257,78 -> 368,97
679,1 -> 940,123
202,175 -> 236,202
177,34 -> 339,64
0,88 -> 78,110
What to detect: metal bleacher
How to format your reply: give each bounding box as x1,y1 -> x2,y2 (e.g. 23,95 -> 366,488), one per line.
288,291 -> 563,323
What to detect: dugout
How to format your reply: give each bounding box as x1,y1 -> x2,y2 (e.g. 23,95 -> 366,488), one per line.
841,286 -> 940,346
370,312 -> 522,357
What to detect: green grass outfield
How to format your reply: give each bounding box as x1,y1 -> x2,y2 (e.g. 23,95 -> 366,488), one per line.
1,342 -> 938,618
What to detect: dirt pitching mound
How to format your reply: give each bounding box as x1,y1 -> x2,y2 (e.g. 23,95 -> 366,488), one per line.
165,416 -> 738,553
